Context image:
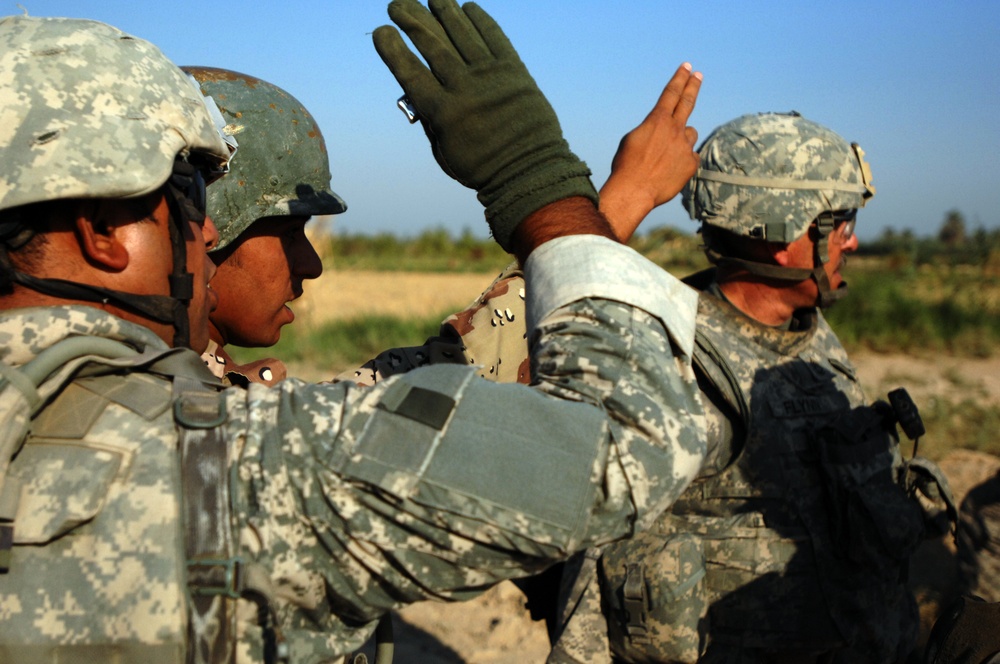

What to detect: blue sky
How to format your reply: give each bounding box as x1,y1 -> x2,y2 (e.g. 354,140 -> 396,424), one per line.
17,1 -> 1000,241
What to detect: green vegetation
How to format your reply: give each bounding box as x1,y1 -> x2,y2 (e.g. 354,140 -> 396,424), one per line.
317,225 -> 711,274
626,226 -> 711,275
322,227 -> 510,273
825,261 -> 1000,356
860,209 -> 1000,271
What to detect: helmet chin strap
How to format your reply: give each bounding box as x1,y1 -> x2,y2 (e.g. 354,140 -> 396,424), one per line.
2,266 -> 180,326
705,213 -> 847,309
810,213 -> 849,308
163,189 -> 192,349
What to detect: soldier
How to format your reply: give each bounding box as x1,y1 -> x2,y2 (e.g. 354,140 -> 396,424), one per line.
183,67 -> 345,387
351,111 -> 955,663
543,112 -> 956,664
0,2 -> 710,662
182,58 -> 701,660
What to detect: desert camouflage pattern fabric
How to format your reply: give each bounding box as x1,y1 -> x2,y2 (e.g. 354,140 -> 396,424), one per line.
202,339 -> 287,388
337,261 -> 530,386
681,112 -> 873,243
957,472 -> 1000,603
0,15 -> 229,213
0,237 -> 707,663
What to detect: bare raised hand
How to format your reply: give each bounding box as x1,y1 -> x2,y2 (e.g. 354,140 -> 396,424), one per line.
599,63 -> 702,242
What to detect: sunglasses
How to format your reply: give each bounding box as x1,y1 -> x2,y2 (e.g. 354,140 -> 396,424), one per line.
831,209 -> 857,240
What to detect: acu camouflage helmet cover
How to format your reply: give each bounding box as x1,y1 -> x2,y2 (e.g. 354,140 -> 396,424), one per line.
682,112 -> 876,244
183,67 -> 346,251
0,16 -> 231,214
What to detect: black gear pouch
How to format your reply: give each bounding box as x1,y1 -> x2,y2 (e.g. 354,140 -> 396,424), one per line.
814,403 -> 925,571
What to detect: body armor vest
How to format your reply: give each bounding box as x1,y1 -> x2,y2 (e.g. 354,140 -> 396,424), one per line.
599,287 -> 926,664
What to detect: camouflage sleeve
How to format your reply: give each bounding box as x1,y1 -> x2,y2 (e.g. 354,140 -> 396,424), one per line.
201,340 -> 287,388
334,261 -> 531,386
229,235 -> 705,649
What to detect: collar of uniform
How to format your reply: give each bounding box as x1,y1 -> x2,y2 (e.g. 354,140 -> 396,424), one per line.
0,305 -> 166,367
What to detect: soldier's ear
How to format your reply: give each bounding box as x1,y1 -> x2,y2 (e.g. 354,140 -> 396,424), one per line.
770,244 -> 792,267
73,200 -> 131,271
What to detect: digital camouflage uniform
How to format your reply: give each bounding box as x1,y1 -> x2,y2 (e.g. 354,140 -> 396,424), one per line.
0,10 -> 713,663
0,236 -> 708,663
547,277 -> 932,664
353,268 -> 931,664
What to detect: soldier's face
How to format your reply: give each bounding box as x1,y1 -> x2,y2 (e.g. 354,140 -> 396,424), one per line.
186,211 -> 220,353
208,215 -> 322,348
822,219 -> 860,289
783,219 -> 859,303
111,192 -> 219,351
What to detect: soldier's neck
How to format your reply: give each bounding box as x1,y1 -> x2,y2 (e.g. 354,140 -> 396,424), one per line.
717,279 -> 803,327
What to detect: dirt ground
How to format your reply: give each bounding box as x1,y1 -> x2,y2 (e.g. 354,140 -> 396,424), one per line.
293,271 -> 1000,663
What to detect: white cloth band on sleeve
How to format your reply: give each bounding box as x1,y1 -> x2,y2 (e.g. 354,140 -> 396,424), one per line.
524,235 -> 698,359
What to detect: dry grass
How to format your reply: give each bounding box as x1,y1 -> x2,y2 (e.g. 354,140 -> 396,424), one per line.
291,269 -> 502,326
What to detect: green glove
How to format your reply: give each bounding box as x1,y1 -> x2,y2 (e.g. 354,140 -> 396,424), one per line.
373,0 -> 598,252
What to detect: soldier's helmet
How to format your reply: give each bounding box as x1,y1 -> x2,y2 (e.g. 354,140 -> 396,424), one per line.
182,67 -> 347,252
0,16 -> 235,349
682,112 -> 875,244
0,16 -> 232,215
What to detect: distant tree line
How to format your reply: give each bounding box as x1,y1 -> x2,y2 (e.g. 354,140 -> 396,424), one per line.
325,227 -> 510,271
859,209 -> 1000,267
322,210 -> 999,271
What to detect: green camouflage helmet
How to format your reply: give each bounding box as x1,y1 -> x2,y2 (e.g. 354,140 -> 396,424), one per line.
682,112 -> 875,243
183,67 -> 347,251
0,16 -> 231,214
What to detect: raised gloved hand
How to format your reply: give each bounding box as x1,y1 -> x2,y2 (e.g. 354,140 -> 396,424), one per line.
373,0 -> 598,252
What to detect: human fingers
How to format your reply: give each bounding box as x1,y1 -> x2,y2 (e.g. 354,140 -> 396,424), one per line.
428,0 -> 491,64
373,25 -> 438,101
384,0 -> 463,86
672,68 -> 702,125
685,126 -> 699,148
649,63 -> 695,119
